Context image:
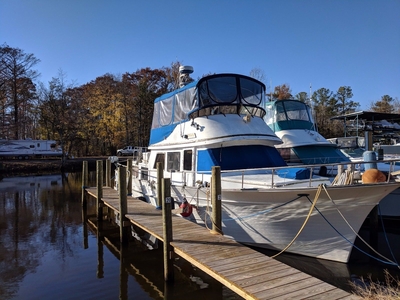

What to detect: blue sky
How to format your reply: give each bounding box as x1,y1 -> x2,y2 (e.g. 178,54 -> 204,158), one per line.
1,0 -> 399,110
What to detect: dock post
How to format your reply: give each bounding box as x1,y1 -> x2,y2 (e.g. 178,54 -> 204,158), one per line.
156,162 -> 163,209
119,245 -> 128,299
82,207 -> 88,249
162,178 -> 174,282
127,159 -> 132,196
97,232 -> 104,279
81,161 -> 89,248
118,165 -> 129,246
96,160 -> 103,222
106,159 -> 111,187
81,161 -> 88,207
211,166 -> 223,235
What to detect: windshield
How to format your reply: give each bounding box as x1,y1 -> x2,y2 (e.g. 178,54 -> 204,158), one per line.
341,147 -> 365,158
276,100 -> 312,122
190,74 -> 266,119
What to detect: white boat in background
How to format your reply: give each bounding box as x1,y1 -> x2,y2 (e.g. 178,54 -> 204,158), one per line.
264,99 -> 350,176
0,139 -> 63,159
116,68 -> 400,263
261,99 -> 400,219
264,99 -> 350,164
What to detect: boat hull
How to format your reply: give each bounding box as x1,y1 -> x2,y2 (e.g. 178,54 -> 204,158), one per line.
131,176 -> 399,263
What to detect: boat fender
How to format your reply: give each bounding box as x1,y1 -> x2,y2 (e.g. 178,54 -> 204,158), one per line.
180,198 -> 193,217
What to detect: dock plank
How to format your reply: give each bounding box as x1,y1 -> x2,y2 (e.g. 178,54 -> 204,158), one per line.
85,187 -> 360,300
254,277 -> 326,299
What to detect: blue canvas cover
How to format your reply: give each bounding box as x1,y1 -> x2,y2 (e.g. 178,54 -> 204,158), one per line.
197,145 -> 287,172
276,167 -> 310,179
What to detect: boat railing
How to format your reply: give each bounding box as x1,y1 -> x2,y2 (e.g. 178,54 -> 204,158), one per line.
233,158 -> 400,187
128,157 -> 400,190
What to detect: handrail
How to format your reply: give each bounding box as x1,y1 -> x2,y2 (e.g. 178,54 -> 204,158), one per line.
124,156 -> 400,189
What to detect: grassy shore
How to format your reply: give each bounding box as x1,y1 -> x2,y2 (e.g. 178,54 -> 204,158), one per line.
351,270 -> 400,299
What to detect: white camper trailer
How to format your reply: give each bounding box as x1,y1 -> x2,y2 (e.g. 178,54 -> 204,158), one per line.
0,139 -> 63,159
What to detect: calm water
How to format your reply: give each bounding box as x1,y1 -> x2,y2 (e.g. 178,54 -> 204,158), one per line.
1,172 -> 399,299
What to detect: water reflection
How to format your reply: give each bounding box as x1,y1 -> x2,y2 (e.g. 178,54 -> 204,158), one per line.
0,172 -> 241,300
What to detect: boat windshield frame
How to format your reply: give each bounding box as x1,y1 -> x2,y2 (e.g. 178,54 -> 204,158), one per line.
275,100 -> 313,123
189,74 -> 266,119
265,99 -> 316,132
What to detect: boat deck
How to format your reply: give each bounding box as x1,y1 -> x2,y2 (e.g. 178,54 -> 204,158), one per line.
85,186 -> 360,300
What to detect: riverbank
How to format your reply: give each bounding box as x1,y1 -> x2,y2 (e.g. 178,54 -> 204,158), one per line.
0,157 -> 110,177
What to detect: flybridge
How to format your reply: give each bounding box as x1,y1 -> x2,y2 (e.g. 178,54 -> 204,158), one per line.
150,73 -> 267,145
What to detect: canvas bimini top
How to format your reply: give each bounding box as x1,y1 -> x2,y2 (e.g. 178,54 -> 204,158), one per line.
150,73 -> 267,145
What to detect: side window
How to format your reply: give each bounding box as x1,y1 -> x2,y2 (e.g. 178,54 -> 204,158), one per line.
153,153 -> 165,170
167,152 -> 180,171
183,150 -> 192,171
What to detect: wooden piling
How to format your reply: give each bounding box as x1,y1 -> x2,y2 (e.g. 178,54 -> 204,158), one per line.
97,233 -> 104,279
81,161 -> 88,207
156,162 -> 163,208
162,178 -> 174,282
82,207 -> 88,249
96,160 -> 103,222
118,165 -> 129,246
106,159 -> 111,187
119,245 -> 128,299
211,166 -> 223,235
127,159 -> 132,196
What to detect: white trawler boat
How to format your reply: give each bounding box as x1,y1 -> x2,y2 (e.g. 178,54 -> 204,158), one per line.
118,67 -> 400,263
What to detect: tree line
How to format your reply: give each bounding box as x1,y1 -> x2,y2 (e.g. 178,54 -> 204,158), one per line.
1,44 -> 399,157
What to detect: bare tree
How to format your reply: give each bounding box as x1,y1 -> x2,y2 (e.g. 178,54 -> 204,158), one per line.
37,70 -> 78,163
0,44 -> 40,139
249,68 -> 266,83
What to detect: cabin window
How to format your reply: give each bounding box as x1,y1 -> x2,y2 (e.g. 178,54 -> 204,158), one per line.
167,152 -> 180,172
29,144 -> 35,148
37,143 -> 40,148
141,167 -> 149,181
183,150 -> 192,171
153,153 -> 165,170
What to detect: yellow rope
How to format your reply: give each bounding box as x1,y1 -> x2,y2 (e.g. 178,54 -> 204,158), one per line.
272,184 -> 322,258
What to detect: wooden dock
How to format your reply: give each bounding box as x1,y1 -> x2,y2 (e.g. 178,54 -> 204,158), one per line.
85,186 -> 360,300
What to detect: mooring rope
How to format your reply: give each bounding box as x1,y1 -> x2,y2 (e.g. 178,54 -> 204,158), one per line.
320,185 -> 399,267
271,184 -> 323,258
332,169 -> 354,185
378,204 -> 399,265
